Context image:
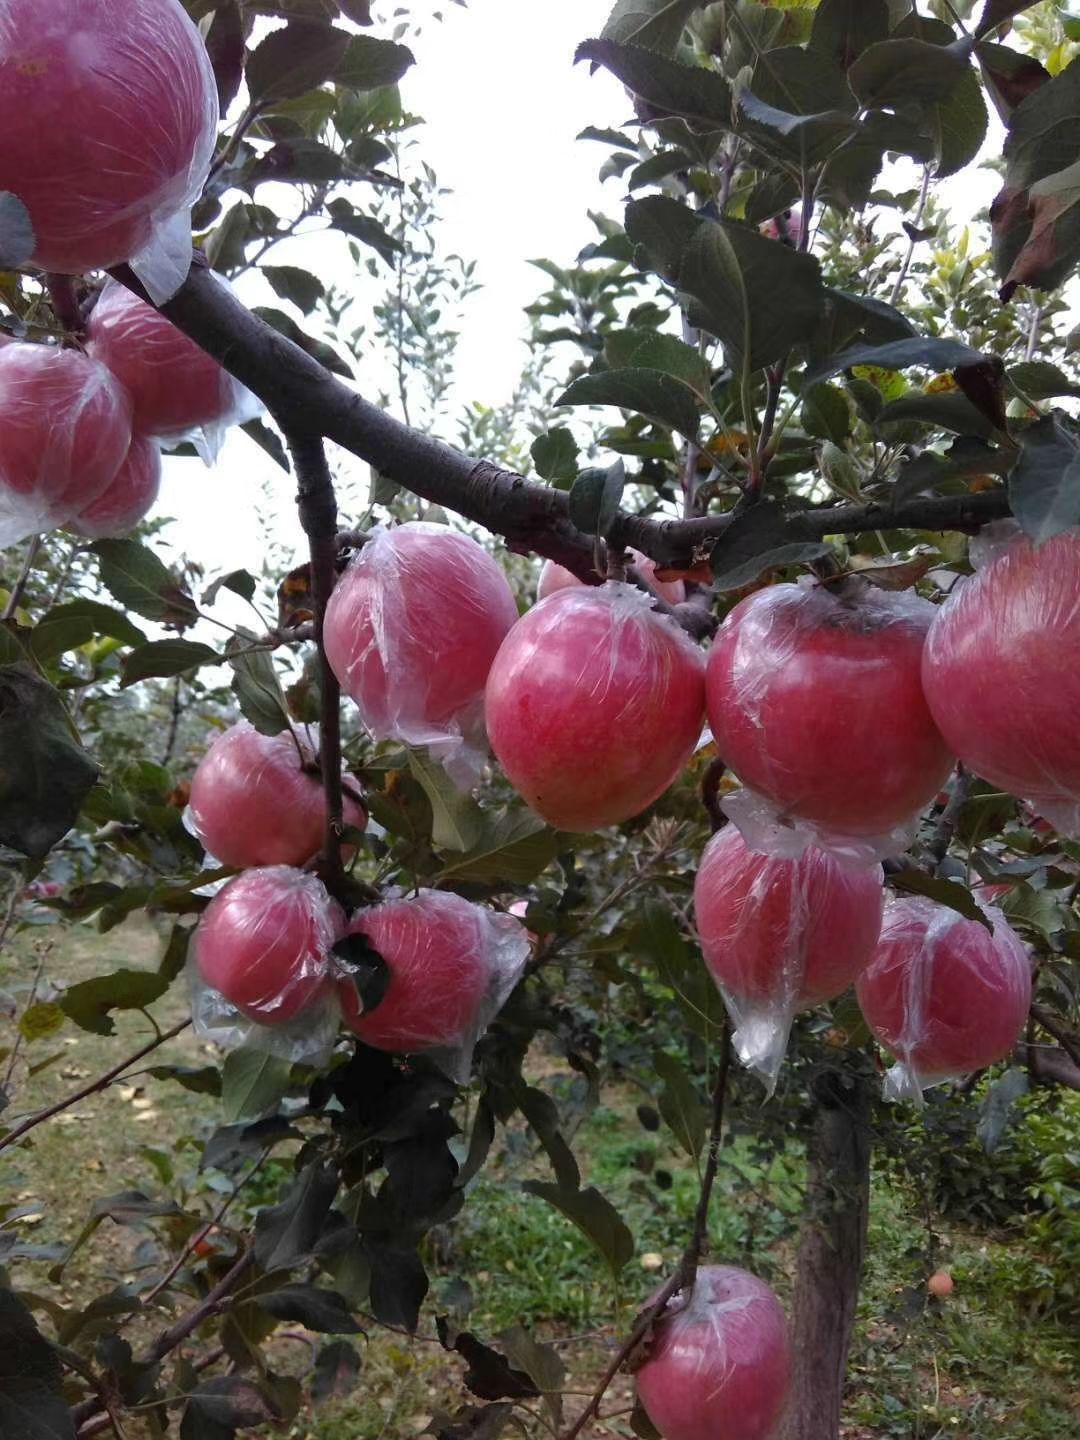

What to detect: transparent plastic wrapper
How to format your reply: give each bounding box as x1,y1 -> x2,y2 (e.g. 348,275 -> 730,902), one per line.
922,524 -> 1080,839
486,582 -> 705,831
0,341 -> 132,547
694,827 -> 883,1091
855,894 -> 1032,1103
186,721 -> 366,870
87,279 -> 261,462
537,550 -> 685,605
337,889 -> 530,1082
706,577 -> 955,863
324,523 -> 520,787
635,1265 -> 791,1440
0,0 -> 219,302
191,866 -> 345,1063
68,434 -> 162,539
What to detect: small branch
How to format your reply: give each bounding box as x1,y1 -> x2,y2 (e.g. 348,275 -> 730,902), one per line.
141,1244 -> 255,1367
2,534 -> 42,620
46,274 -> 85,339
927,764 -> 971,872
889,166 -> 932,308
701,757 -> 728,835
0,879 -> 21,962
160,677 -> 184,767
1024,301 -> 1043,363
205,101 -> 262,187
0,1018 -> 190,1153
1030,1004 -> 1080,1068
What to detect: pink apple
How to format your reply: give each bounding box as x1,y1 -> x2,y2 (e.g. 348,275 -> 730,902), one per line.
706,580 -> 955,843
188,721 -> 366,869
324,523 -> 520,761
636,1265 -> 791,1440
486,583 -> 705,831
695,826 -> 883,1009
0,341 -> 131,543
338,890 -> 500,1053
87,282 -> 246,442
856,894 -> 1032,1087
195,866 -> 344,1024
537,551 -> 686,605
68,434 -> 161,538
921,529 -> 1080,835
758,206 -> 803,246
0,0 -> 217,284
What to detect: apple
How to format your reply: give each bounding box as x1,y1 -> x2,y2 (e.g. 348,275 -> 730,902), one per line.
855,894 -> 1032,1090
0,342 -> 132,544
758,206 -> 802,246
921,529 -> 1080,836
635,1265 -> 791,1440
927,1269 -> 954,1298
537,550 -> 686,605
695,826 -> 884,1010
68,434 -> 162,539
324,523 -> 519,764
87,282 -> 247,442
0,0 -> 217,287
485,582 -> 705,831
188,721 -> 366,869
338,890 -> 506,1053
194,866 -> 344,1024
706,580 -> 954,846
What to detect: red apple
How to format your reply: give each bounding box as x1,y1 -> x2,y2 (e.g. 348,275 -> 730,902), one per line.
758,206 -> 803,246
87,282 -> 248,443
635,1265 -> 791,1440
706,580 -> 954,847
927,1269 -> 954,1298
195,866 -> 344,1024
324,523 -> 519,770
188,721 -> 366,869
0,341 -> 132,544
921,528 -> 1080,837
68,434 -> 161,538
338,890 -> 513,1053
485,583 -> 705,831
695,827 -> 883,1010
0,0 -> 218,291
537,550 -> 686,605
855,894 -> 1032,1093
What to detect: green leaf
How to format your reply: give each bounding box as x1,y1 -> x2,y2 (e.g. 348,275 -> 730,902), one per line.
326,199 -> 402,267
91,540 -> 197,626
1001,49 -> 1080,192
889,870 -> 992,930
810,0 -> 890,68
436,812 -> 559,886
221,1050 -> 292,1123
575,39 -> 733,129
600,0 -> 701,53
736,87 -> 858,163
568,459 -> 626,537
254,1162 -> 339,1273
530,428 -> 580,484
256,1285 -> 362,1333
263,264 -> 325,315
0,665 -> 98,859
975,1 -> 1042,39
804,336 -> 986,387
876,391 -> 995,439
1008,414 -> 1080,543
30,601 -> 146,663
144,1064 -> 222,1097
930,64 -> 989,180
242,418 -> 291,471
605,329 -> 712,395
120,640 -> 221,689
977,1066 -> 1029,1153
407,750 -> 484,852
180,1377 -> 282,1440
801,383 -> 852,443
632,899 -> 724,1038
848,36 -> 974,108
334,34 -> 414,90
228,637 -> 289,736
0,1288 -> 76,1440
709,502 -> 832,590
247,21 -> 351,103
654,1051 -> 707,1163
61,969 -> 171,1036
365,1241 -> 428,1331
311,1340 -> 362,1408
254,305 -> 354,376
203,569 -> 258,607
557,368 -> 701,440
499,1325 -> 565,1430
521,1181 -> 634,1281
18,1003 -> 65,1043
625,194 -> 702,280
1008,360 -> 1080,400
53,1192 -> 185,1283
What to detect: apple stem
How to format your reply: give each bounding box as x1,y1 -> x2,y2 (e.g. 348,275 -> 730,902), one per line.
45,272 -> 86,342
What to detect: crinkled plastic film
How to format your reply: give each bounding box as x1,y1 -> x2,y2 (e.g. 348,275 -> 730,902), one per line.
537,550 -> 685,606
694,827 -> 883,1092
338,889 -> 530,1082
0,0 -> 218,302
922,524 -> 1080,839
856,894 -> 1032,1104
191,866 -> 344,1063
87,279 -> 261,462
635,1265 -> 791,1440
707,577 -> 955,863
324,523 -> 520,788
0,342 -> 132,547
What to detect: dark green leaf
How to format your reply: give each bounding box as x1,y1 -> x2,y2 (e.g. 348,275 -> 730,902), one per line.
1008,360 -> 1080,400
205,2 -> 245,115
180,1377 -> 282,1440
61,968 -> 170,1037
889,869 -> 993,930
247,21 -> 351,103
145,1065 -> 222,1097
254,1162 -> 339,1272
977,1067 -> 1029,1152
311,1340 -> 361,1407
120,640 -> 220,689
253,306 -> 354,376
801,383 -> 852,443
263,264 -> 325,314
848,36 -> 975,108
736,87 -> 857,161
557,368 -> 701,440
54,1192 -> 185,1282
521,1182 -> 634,1281
530,428 -> 580,484
975,1 -> 1042,38
804,336 -> 986,387
326,199 -> 402,267
364,1242 -> 428,1331
1008,414 -> 1080,543
203,570 -> 258,607
605,329 -> 712,394
436,1319 -> 538,1402
810,0 -> 890,68
625,194 -> 701,280
436,811 -> 559,886
600,0 -> 702,53
91,540 -> 197,626
0,666 -> 98,858
499,1325 -> 565,1430
242,418 -> 291,471
709,502 -> 832,590
335,35 -> 414,90
221,1050 -> 292,1123
876,391 -> 995,439
32,601 -> 146,655
575,39 -> 733,129
0,1288 -> 74,1440
228,637 -> 289,736
516,1085 -> 581,1191
930,64 -> 989,179
257,1285 -> 361,1333
1001,52 -> 1080,192
654,1051 -> 707,1162
407,750 -> 484,852
568,458 -> 626,537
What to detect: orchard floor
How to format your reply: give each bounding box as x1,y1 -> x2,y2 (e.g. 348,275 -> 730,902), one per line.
2,917 -> 1077,1440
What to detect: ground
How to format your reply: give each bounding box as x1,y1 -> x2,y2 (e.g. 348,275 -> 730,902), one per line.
1,916 -> 1076,1439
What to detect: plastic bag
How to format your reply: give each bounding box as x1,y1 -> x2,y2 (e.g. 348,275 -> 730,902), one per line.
87,279 -> 261,462
191,866 -> 345,1063
694,826 -> 883,1091
485,581 -> 706,831
68,434 -> 162,539
186,720 -> 366,870
706,577 -> 955,863
0,0 -> 218,302
0,341 -> 132,547
922,525 -> 1080,839
635,1265 -> 791,1440
337,889 -> 530,1082
324,523 -> 520,787
538,550 -> 685,605
855,893 -> 1032,1103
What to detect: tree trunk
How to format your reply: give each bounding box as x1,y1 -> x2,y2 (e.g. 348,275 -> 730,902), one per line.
781,1064 -> 872,1440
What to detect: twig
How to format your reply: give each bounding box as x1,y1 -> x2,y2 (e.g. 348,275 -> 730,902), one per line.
701,757 -> 728,834
160,677 -> 184,767
1030,1004 -> 1080,1068
0,879 -> 21,962
889,166 -> 932,307
927,765 -> 971,872
2,534 -> 42,620
141,1244 -> 255,1367
0,1018 -> 190,1153
46,274 -> 85,339
1024,301 -> 1043,363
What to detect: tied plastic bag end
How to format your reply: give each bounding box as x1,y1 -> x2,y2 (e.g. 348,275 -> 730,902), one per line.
881,1058 -> 930,1107
731,1008 -> 791,1097
188,954 -> 341,1067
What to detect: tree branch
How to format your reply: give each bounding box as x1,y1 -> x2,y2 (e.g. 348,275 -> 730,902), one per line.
111,259 -> 1014,583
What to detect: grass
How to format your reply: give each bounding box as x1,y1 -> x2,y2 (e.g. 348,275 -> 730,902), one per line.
2,919 -> 1077,1439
